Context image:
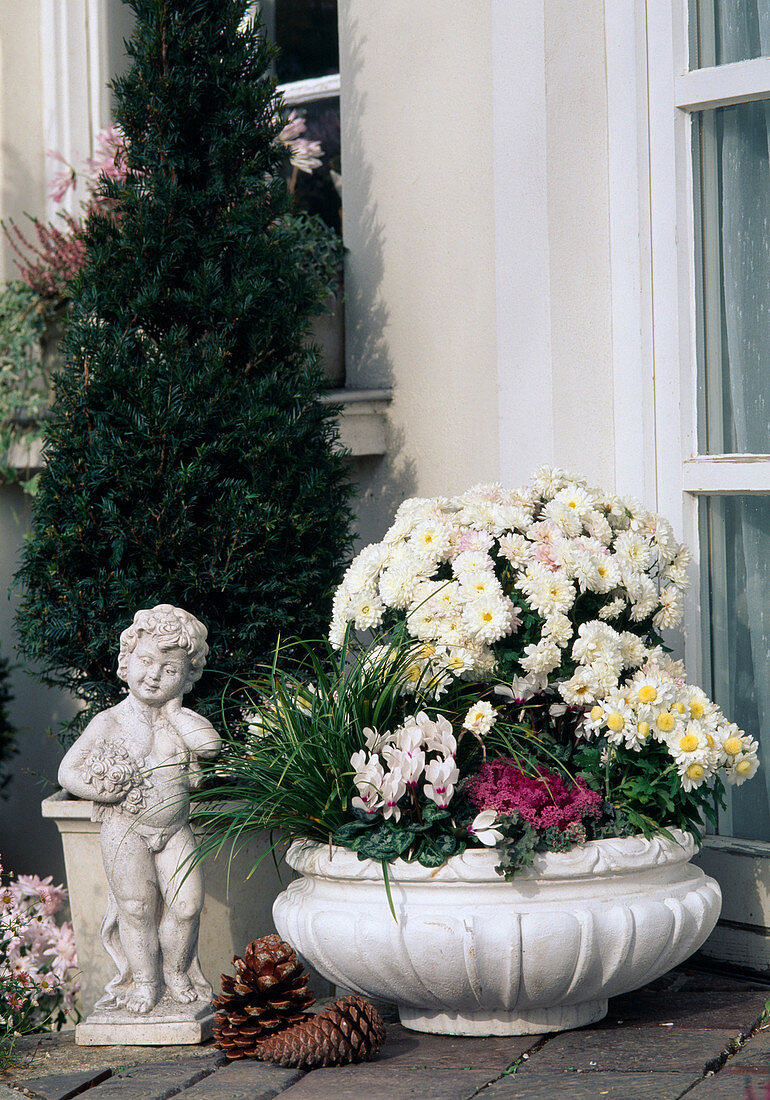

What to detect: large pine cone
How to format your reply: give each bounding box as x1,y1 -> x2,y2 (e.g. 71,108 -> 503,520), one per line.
213,934 -> 316,1059
255,994 -> 387,1069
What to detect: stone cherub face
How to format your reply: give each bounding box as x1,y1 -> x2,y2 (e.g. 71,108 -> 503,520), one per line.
117,604 -> 209,708
125,636 -> 191,708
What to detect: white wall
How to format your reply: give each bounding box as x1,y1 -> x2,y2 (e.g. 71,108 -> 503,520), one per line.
339,0 -> 501,544
341,0 -> 618,541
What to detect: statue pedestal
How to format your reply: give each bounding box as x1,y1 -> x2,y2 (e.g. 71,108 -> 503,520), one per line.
76,996 -> 215,1046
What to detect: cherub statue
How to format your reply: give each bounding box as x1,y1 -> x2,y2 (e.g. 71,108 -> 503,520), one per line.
59,605 -> 221,1017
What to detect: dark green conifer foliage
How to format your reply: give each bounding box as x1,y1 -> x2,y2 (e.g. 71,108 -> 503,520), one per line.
15,0 -> 353,745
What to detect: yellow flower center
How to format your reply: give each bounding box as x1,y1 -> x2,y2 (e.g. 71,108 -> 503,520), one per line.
405,664 -> 421,682
736,759 -> 753,776
690,700 -> 705,719
361,604 -> 371,615
724,736 -> 744,756
673,702 -> 686,714
420,644 -> 436,658
679,733 -> 699,753
656,712 -> 676,733
482,611 -> 494,623
606,712 -> 625,733
637,721 -> 650,737
638,685 -> 658,704
686,763 -> 705,781
706,734 -> 714,749
590,705 -> 603,721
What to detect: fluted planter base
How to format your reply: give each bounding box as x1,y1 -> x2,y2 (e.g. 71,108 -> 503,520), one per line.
399,998 -> 607,1036
273,831 -> 721,1037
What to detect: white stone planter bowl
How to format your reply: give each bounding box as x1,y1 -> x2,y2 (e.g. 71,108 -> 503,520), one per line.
273,831 -> 721,1036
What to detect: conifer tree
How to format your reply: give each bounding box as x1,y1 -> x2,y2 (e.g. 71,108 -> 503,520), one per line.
15,0 -> 353,743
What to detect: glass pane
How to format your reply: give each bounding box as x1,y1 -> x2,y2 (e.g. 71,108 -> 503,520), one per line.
693,101 -> 770,454
274,0 -> 339,84
281,97 -> 340,233
690,1 -> 770,68
701,495 -> 770,840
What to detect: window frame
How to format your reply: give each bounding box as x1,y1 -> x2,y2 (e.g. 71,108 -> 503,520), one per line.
646,0 -> 770,816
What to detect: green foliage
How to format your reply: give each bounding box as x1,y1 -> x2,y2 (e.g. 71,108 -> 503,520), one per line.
14,0 -> 354,744
191,632 -> 449,859
333,804 -> 468,869
0,282 -> 57,493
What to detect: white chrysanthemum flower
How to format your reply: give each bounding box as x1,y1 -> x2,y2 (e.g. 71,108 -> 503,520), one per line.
408,519 -> 452,562
497,532 -> 531,570
618,632 -> 649,670
653,586 -> 684,630
725,745 -> 760,786
349,592 -> 385,631
678,759 -> 711,793
596,691 -> 635,746
408,602 -> 443,642
441,646 -> 477,677
495,504 -> 532,532
519,564 -> 576,617
623,572 -> 659,621
452,549 -> 496,578
558,666 -> 603,706
583,510 -> 613,545
543,498 -> 584,538
459,572 -> 504,604
667,722 -> 712,765
554,483 -> 596,519
532,465 -> 572,499
462,595 -> 518,644
598,596 -> 626,621
542,613 -> 574,648
520,638 -> 562,676
614,530 -> 654,573
379,565 -> 418,610
463,699 -> 497,736
571,621 -> 623,669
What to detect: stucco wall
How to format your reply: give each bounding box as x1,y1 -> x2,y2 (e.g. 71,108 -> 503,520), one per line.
339,0 -> 500,544
341,0 -> 616,546
545,0 -> 615,487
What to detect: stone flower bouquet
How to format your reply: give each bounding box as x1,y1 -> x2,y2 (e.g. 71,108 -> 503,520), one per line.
196,467 -> 758,880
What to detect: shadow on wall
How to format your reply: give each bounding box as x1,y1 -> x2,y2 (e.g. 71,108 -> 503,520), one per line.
340,7 -> 416,548
0,487 -> 78,880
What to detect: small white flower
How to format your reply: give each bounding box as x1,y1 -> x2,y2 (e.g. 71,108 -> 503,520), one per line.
462,700 -> 497,736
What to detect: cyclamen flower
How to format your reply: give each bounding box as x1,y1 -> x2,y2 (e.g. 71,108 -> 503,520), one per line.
423,757 -> 459,808
468,810 -> 504,846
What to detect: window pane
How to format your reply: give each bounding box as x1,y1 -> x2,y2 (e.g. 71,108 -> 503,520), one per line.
701,495 -> 770,840
690,1 -> 770,68
282,97 -> 340,233
274,0 -> 338,84
693,102 -> 770,454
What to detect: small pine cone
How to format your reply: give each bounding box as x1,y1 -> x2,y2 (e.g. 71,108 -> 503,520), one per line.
254,995 -> 386,1069
213,934 -> 316,1059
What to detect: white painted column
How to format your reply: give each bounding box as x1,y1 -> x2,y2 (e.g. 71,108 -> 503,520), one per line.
491,0 -> 554,489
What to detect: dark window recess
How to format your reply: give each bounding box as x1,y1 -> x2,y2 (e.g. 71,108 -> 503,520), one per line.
275,0 -> 339,83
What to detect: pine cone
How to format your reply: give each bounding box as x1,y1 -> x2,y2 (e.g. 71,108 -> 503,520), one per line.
255,994 -> 386,1069
213,934 -> 316,1059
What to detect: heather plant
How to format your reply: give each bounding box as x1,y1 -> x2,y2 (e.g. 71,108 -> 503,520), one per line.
0,859 -> 79,1069
14,0 -> 353,745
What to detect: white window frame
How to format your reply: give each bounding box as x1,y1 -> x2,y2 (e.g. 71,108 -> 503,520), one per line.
645,5 -> 770,690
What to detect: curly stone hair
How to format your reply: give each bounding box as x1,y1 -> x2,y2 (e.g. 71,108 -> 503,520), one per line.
117,604 -> 209,693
